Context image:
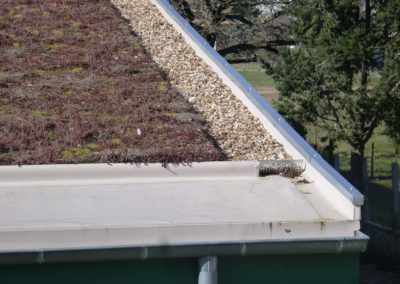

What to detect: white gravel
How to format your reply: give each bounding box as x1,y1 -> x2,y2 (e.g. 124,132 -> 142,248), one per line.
111,0 -> 290,160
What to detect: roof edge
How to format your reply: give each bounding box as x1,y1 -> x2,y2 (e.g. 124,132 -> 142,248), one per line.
0,232 -> 369,265
0,161 -> 260,187
153,0 -> 363,206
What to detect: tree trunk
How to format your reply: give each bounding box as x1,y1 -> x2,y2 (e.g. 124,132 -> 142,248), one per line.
351,151 -> 367,193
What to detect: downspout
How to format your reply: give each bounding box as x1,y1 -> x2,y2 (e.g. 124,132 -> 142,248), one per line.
199,256 -> 218,284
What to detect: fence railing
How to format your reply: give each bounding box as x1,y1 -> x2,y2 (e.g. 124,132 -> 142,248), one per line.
334,153 -> 400,252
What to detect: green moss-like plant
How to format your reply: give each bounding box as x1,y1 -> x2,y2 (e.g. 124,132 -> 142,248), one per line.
0,72 -> 7,81
71,67 -> 83,73
87,144 -> 100,151
48,43 -> 67,50
52,29 -> 64,37
32,110 -> 49,117
156,82 -> 169,92
69,21 -> 81,29
111,138 -> 123,145
74,148 -> 92,157
24,26 -> 40,36
61,150 -> 74,159
33,69 -> 48,77
12,13 -> 22,19
62,147 -> 93,161
63,89 -> 74,96
15,4 -> 27,10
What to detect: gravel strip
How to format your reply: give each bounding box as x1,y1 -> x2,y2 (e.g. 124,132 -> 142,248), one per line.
111,0 -> 290,160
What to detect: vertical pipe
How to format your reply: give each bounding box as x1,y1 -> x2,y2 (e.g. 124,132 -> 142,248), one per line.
198,256 -> 218,284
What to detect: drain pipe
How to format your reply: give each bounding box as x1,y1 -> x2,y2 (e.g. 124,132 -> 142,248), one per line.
198,256 -> 218,284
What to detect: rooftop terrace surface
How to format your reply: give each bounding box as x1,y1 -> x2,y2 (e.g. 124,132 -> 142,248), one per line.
0,0 -> 225,165
0,162 -> 358,251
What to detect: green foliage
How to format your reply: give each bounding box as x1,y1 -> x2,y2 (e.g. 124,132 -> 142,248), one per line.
379,3 -> 400,145
269,0 -> 400,156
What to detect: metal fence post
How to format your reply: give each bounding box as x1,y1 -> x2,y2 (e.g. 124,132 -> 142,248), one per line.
370,143 -> 374,179
362,158 -> 369,221
392,163 -> 400,222
333,154 -> 340,171
392,162 -> 399,251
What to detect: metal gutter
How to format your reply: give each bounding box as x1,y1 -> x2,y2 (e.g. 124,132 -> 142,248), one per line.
153,0 -> 363,206
0,232 -> 369,265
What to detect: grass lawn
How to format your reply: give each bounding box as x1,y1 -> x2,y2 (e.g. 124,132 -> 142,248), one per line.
232,63 -> 277,102
238,71 -> 276,88
233,63 -> 275,88
232,63 -> 265,72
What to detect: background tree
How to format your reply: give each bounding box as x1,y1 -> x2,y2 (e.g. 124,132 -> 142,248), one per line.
380,1 -> 400,149
267,0 -> 399,181
170,0 -> 292,64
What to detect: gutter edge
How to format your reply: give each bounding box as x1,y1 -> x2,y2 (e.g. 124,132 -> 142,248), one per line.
0,232 -> 369,265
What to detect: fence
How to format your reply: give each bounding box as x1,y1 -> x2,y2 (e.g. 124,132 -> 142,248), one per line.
369,142 -> 399,179
334,154 -> 400,254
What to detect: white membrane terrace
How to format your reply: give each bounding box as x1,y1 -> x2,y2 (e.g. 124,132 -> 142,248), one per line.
0,162 -> 361,254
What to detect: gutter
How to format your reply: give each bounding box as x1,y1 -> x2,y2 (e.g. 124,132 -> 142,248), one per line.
153,0 -> 364,207
0,232 -> 369,265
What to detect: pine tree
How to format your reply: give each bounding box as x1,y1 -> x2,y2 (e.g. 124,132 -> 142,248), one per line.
268,0 -> 400,192
380,1 -> 400,145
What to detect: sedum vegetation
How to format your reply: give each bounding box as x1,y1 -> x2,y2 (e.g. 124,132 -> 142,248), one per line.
0,0 -> 225,165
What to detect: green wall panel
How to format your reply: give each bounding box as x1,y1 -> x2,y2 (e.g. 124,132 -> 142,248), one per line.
0,254 -> 359,284
0,258 -> 198,284
219,254 -> 359,284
